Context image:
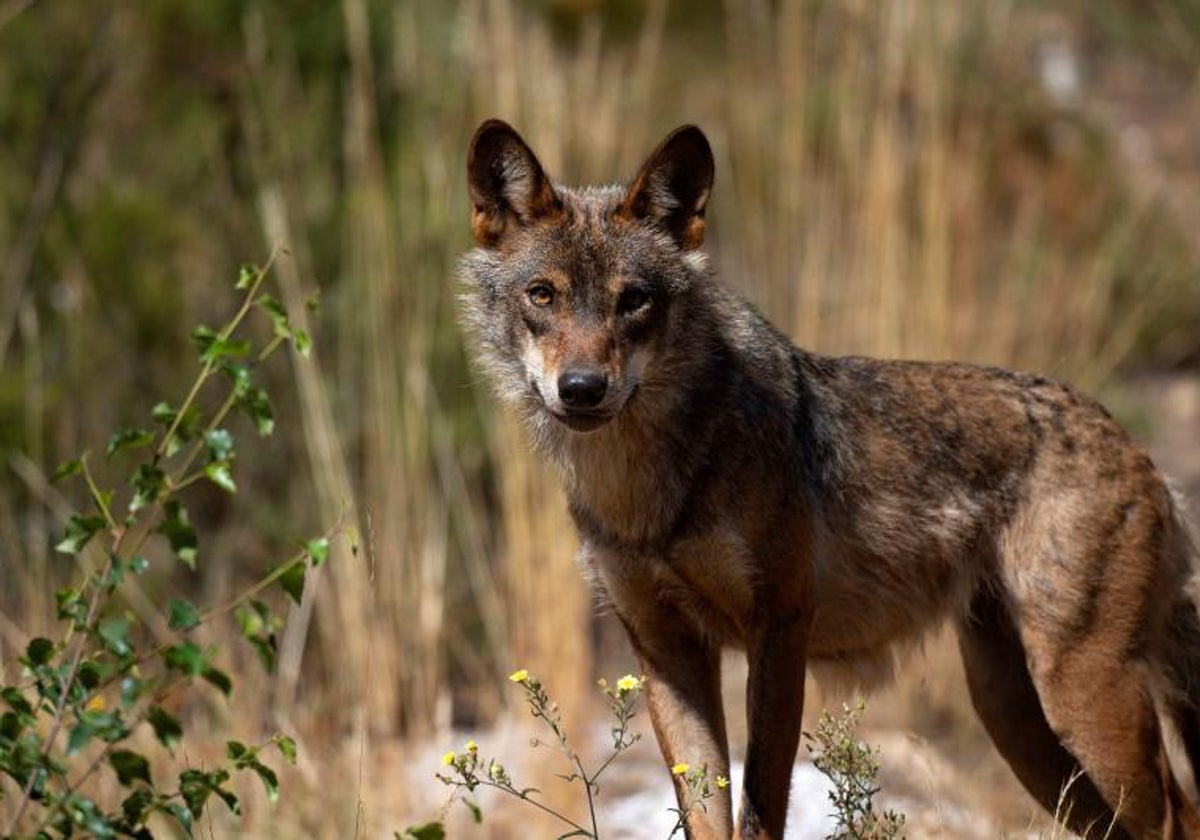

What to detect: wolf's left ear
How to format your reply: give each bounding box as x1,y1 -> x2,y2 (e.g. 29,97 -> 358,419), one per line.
620,125 -> 714,250
468,119 -> 562,247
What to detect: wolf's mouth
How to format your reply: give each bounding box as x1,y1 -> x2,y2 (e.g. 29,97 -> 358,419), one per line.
553,409 -> 614,432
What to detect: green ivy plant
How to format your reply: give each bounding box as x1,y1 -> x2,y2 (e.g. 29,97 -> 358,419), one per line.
0,256 -> 336,838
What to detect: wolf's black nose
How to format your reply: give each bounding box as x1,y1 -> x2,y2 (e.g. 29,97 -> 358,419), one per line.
558,369 -> 607,409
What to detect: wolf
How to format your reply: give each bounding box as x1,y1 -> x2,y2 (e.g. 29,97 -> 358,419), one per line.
459,118 -> 1200,839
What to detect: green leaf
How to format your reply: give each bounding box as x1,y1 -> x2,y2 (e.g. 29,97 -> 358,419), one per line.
147,706 -> 183,751
192,326 -> 251,365
305,537 -> 329,567
306,289 -> 321,316
203,461 -> 237,494
160,800 -> 194,834
236,263 -> 258,290
250,761 -> 278,802
159,501 -> 198,569
225,740 -> 250,763
77,661 -> 102,690
56,514 -> 107,555
128,556 -> 150,575
164,641 -> 206,676
463,799 -> 483,824
256,293 -> 291,338
52,459 -> 83,482
234,383 -> 274,436
55,587 -> 87,626
97,616 -> 133,658
167,598 -> 201,631
273,734 -> 297,765
122,788 -> 154,826
106,429 -> 154,458
151,402 -> 201,456
2,686 -> 33,717
203,666 -> 232,698
109,750 -> 152,786
119,675 -> 148,709
278,559 -> 306,605
401,823 -> 447,840
25,636 -> 55,666
293,327 -> 312,358
69,710 -> 129,754
128,464 -> 165,513
203,428 -> 234,462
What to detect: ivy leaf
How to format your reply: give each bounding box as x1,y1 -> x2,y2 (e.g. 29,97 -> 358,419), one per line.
250,761 -> 279,803
159,501 -> 197,569
232,376 -> 274,436
164,641 -> 207,676
151,401 -> 201,456
203,461 -> 237,494
56,514 -> 107,555
236,263 -> 258,290
192,326 -> 251,365
106,429 -> 154,458
119,675 -> 148,709
128,464 -> 165,513
226,741 -> 250,763
159,800 -> 193,834
293,328 -> 312,358
203,429 -> 234,462
122,788 -> 154,826
167,598 -> 201,631
278,560 -> 306,605
109,750 -> 152,787
24,637 -> 55,667
147,706 -> 183,751
305,537 -> 329,567
202,666 -> 232,698
2,687 -> 34,717
56,588 -> 87,627
97,616 -> 133,658
273,734 -> 297,765
52,459 -> 83,482
256,294 -> 291,338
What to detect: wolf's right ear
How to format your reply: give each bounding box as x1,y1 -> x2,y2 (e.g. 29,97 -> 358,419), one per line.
467,120 -> 562,247
620,125 -> 714,250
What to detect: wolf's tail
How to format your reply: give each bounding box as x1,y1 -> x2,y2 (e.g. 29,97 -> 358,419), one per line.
1161,501 -> 1200,801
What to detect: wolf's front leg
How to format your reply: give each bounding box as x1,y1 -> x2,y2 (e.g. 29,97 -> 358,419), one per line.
737,617 -> 808,840
620,612 -> 732,839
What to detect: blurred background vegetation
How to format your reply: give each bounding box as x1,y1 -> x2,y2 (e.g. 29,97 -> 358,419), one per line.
2,0 -> 1198,835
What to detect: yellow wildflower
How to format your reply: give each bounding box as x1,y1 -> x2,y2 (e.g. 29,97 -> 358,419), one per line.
441,751 -> 456,766
85,695 -> 105,712
466,739 -> 478,753
616,674 -> 642,693
508,669 -> 529,683
671,763 -> 690,776
716,776 -> 730,789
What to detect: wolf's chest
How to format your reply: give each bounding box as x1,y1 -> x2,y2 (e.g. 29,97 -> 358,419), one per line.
585,528 -> 759,646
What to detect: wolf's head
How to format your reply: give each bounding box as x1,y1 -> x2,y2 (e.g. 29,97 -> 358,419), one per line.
459,120 -> 714,437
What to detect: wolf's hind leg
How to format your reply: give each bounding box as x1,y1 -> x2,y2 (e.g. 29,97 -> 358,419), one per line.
956,588 -> 1127,838
1016,600 -> 1200,838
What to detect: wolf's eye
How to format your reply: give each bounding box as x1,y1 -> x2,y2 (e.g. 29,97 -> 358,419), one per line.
527,283 -> 555,307
618,287 -> 651,315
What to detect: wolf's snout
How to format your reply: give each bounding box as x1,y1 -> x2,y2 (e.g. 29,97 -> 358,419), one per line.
557,369 -> 608,410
